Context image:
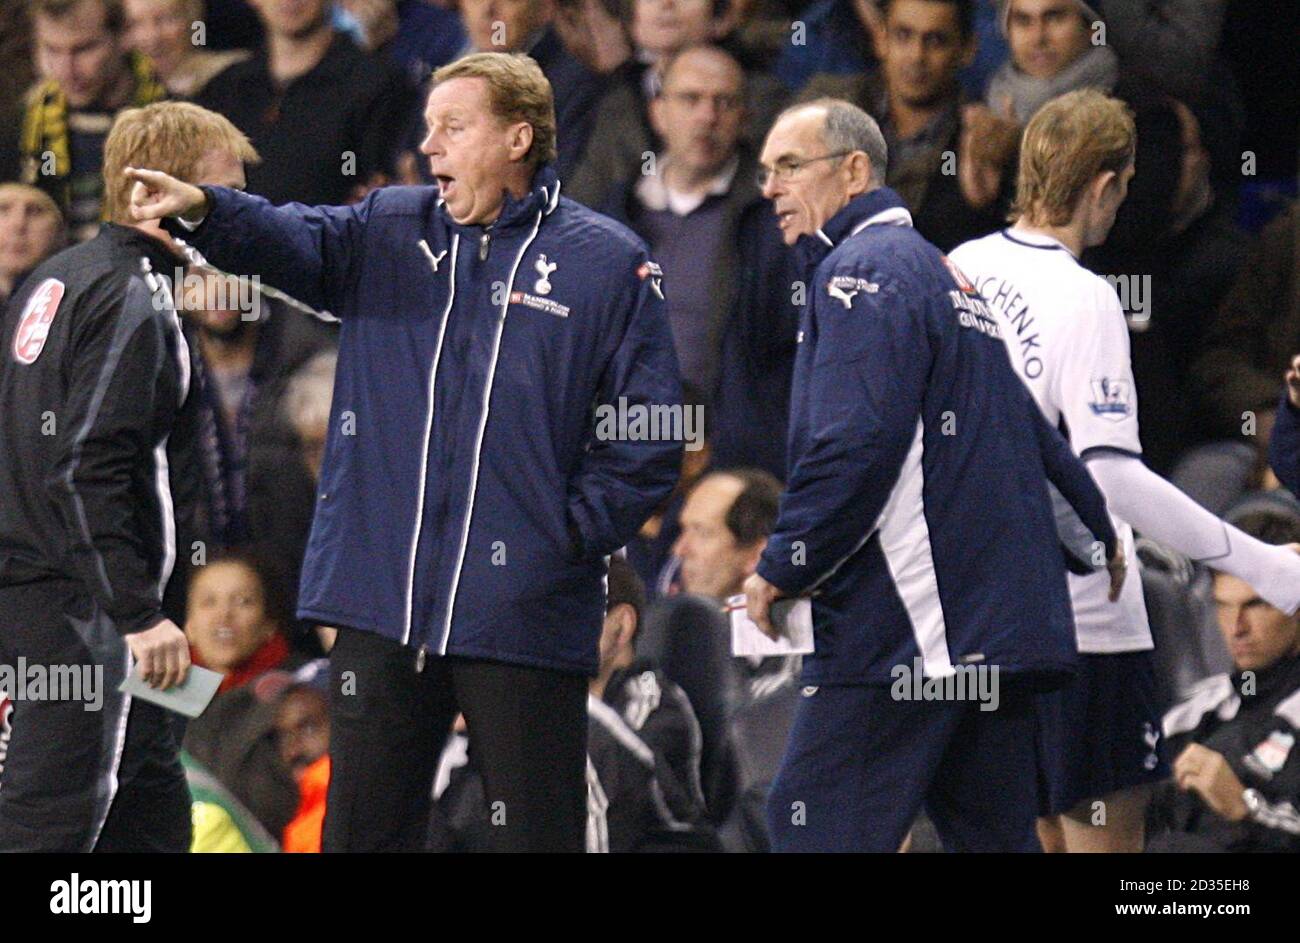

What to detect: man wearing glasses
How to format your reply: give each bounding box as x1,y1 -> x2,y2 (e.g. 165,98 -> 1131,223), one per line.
742,98 -> 1125,852
600,43 -> 800,479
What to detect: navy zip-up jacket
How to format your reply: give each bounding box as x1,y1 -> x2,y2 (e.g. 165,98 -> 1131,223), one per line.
756,188 -> 1117,686
1271,396 -> 1300,498
168,166 -> 683,674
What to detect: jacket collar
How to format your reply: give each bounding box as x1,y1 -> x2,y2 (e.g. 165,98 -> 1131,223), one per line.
434,162 -> 562,238
793,186 -> 913,271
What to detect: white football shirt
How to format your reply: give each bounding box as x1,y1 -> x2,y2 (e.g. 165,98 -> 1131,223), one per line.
949,228 -> 1152,653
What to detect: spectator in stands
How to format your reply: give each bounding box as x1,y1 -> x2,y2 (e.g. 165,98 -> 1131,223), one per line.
1083,97 -> 1247,474
186,275 -> 336,629
586,556 -> 719,850
624,381 -> 711,595
0,183 -> 65,307
182,551 -> 303,835
639,468 -> 793,844
0,2 -> 37,184
387,0 -> 466,84
1148,509 -> 1300,852
195,0 -> 417,205
452,0 -> 607,179
988,0 -> 1115,123
124,0 -> 251,97
1193,203 -> 1299,457
1269,355 -> 1300,499
601,45 -> 798,475
21,0 -> 167,242
799,0 -> 1009,251
567,0 -> 786,207
270,661 -> 331,852
773,0 -> 880,93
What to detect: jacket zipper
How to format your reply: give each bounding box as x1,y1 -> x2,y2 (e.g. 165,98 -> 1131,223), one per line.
479,230 -> 491,261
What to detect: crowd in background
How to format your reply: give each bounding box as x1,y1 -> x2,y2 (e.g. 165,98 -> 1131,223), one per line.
1,0 -> 1297,852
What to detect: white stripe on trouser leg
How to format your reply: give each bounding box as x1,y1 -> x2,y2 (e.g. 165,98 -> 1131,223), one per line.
876,418 -> 954,678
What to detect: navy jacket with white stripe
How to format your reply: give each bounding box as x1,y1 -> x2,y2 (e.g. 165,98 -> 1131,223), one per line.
172,166 -> 683,674
756,187 -> 1117,686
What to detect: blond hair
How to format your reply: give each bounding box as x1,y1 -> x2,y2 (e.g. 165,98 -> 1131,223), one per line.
102,101 -> 258,224
1010,89 -> 1135,226
432,52 -> 557,168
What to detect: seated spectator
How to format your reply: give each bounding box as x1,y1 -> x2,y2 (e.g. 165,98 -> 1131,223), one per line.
1193,202 -> 1299,456
269,661 -> 331,852
586,556 -> 720,850
428,558 -> 719,851
196,0 -> 417,205
0,2 -> 36,184
1269,354 -> 1300,499
1083,97 -> 1247,474
1148,509 -> 1300,852
567,0 -> 786,207
182,551 -> 303,836
182,749 -> 281,851
0,183 -> 65,307
21,0 -> 167,242
453,0 -> 607,180
640,469 -> 793,842
601,44 -> 798,475
124,0 -> 251,97
798,0 -> 1009,251
185,274 -> 336,626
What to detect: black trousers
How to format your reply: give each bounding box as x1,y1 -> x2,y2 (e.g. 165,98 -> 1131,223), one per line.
323,627 -> 589,852
0,579 -> 191,852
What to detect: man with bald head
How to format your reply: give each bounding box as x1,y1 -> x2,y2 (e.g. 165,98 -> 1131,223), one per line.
602,44 -> 800,478
742,97 -> 1124,852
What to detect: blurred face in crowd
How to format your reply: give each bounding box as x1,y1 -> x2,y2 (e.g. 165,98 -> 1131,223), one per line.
276,687 -> 330,779
650,47 -> 746,181
34,0 -> 129,109
876,0 -> 973,109
462,0 -> 554,52
185,560 -> 279,674
0,187 -> 63,284
760,106 -> 872,245
1007,0 -> 1090,80
632,0 -> 718,59
250,0 -> 331,39
420,76 -> 534,225
1214,572 -> 1300,673
124,0 -> 191,78
672,474 -> 763,600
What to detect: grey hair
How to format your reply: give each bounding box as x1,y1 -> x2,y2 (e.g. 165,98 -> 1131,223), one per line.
782,97 -> 889,185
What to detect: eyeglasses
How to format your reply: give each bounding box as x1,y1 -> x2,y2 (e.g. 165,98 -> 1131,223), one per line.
756,151 -> 855,189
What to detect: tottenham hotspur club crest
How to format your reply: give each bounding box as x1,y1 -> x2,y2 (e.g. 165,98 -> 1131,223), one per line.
534,254 -> 557,296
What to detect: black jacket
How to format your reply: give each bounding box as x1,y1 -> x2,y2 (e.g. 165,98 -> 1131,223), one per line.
1152,655 -> 1300,852
0,224 -> 205,632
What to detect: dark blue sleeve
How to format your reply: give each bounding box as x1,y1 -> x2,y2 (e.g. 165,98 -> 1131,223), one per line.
567,256 -> 684,560
757,266 -> 930,595
1270,395 -> 1300,497
164,185 -> 372,314
1027,382 -> 1118,558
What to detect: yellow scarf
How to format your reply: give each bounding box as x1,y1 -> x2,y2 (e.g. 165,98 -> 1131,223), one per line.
20,51 -> 166,207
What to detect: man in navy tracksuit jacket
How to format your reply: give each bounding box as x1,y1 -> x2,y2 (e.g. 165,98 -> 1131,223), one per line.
742,100 -> 1123,852
134,54 -> 684,851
